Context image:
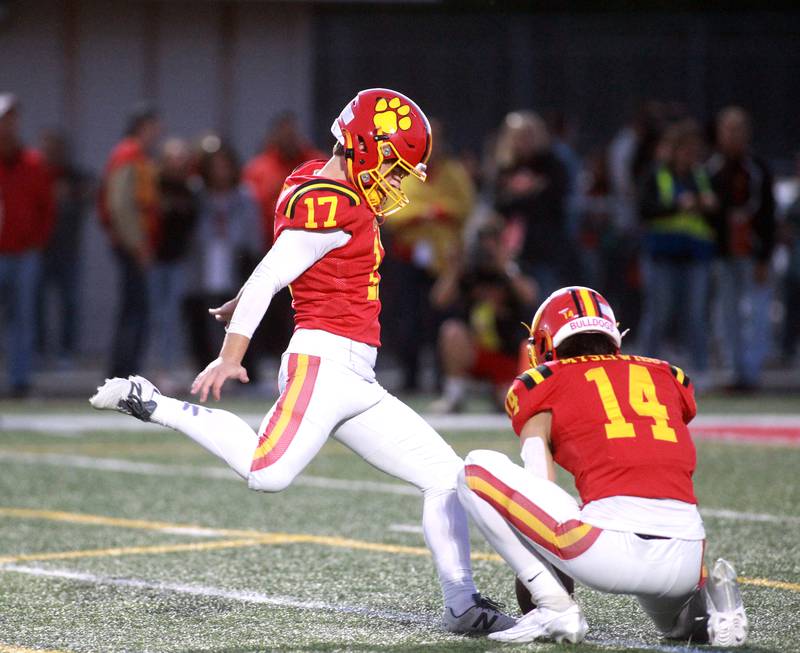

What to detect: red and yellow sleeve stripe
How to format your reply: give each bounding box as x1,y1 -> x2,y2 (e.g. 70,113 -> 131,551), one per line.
465,464 -> 601,560
285,181 -> 361,217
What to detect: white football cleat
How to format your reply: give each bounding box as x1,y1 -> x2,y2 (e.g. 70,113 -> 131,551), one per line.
443,593 -> 516,635
89,375 -> 161,423
705,558 -> 748,647
487,602 -> 587,644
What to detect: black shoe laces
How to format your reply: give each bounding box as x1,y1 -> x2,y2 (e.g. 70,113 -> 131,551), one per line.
474,593 -> 506,613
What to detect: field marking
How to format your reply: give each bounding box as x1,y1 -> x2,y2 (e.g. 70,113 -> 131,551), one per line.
0,539 -> 264,565
12,444 -> 798,526
0,507 -> 500,562
4,411 -> 800,440
701,507 -> 800,524
0,451 -> 419,495
0,566 -> 714,653
0,566 -> 713,653
739,576 -> 800,592
0,507 -> 260,538
2,507 -> 798,593
389,523 -> 425,534
9,451 -> 800,525
0,645 -> 72,653
3,564 -> 435,627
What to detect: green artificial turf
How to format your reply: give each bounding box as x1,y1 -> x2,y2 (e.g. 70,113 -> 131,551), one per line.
0,399 -> 798,652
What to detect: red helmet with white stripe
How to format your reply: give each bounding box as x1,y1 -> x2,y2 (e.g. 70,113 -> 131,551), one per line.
527,286 -> 622,366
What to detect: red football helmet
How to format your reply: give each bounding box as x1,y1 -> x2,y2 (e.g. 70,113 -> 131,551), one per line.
527,286 -> 622,366
331,88 -> 432,217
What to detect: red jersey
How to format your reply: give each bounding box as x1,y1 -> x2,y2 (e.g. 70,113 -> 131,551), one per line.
0,148 -> 55,253
505,354 -> 698,505
274,160 -> 383,346
244,144 -> 324,250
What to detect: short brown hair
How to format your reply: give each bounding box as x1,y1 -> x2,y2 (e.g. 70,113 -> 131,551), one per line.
556,333 -> 618,359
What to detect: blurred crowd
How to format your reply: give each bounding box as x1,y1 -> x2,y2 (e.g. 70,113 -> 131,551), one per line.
1,92 -> 798,403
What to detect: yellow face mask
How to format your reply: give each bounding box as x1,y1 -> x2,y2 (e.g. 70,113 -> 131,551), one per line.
354,141 -> 427,218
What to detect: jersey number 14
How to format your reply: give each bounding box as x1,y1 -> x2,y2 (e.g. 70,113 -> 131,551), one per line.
584,364 -> 678,443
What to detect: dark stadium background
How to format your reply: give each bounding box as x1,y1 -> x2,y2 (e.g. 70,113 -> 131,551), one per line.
0,1 -> 798,382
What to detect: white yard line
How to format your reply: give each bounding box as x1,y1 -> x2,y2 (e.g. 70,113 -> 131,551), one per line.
388,524 -> 425,534
0,565 -> 709,652
5,411 -> 800,435
0,451 -> 418,495
700,508 -> 800,524
1,451 -> 798,526
1,564 -> 434,626
155,526 -> 232,538
0,412 -> 515,434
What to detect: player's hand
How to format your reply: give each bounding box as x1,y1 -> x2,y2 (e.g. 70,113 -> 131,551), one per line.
190,357 -> 249,402
209,297 -> 240,328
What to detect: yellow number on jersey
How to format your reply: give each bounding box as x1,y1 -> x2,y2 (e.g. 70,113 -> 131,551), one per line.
367,231 -> 383,300
584,367 -> 636,439
585,364 -> 677,442
505,388 -> 519,418
303,195 -> 339,229
628,364 -> 677,442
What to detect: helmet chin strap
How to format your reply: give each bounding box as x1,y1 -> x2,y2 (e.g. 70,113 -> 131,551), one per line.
340,131 -> 357,189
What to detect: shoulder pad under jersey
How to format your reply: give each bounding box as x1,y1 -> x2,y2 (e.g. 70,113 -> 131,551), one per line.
515,363 -> 556,390
669,364 -> 692,388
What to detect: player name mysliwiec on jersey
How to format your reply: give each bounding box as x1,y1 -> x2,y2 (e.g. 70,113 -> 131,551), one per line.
505,354 -> 698,505
274,160 -> 384,346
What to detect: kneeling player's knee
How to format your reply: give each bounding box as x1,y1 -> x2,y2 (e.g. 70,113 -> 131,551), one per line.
455,468 -> 472,501
464,448 -> 511,469
422,456 -> 465,495
247,466 -> 296,493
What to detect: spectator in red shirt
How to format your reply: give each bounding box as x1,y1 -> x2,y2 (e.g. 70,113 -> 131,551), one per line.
243,113 -> 323,361
98,103 -> 161,378
244,112 -> 323,250
0,94 -> 55,397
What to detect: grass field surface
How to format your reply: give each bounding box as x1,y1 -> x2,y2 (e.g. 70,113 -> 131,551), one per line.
1,397 -> 798,652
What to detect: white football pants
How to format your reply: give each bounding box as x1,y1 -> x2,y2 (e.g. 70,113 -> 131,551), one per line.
151,329 -> 475,606
457,449 -> 705,635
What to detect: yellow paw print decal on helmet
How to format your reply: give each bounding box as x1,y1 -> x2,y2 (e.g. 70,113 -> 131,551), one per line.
373,97 -> 412,134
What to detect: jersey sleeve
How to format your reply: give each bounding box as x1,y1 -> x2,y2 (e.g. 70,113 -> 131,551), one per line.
668,364 -> 697,423
505,364 -> 558,436
274,181 -> 363,239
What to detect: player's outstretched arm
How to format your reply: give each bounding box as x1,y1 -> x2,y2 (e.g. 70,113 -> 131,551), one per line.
191,333 -> 250,402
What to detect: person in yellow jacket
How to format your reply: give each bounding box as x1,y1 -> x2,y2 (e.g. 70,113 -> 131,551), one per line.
637,119 -> 718,390
381,119 -> 476,392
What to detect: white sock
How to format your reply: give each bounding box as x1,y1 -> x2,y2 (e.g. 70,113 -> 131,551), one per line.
151,395 -> 258,479
423,488 -> 477,612
443,377 -> 466,404
519,560 -> 573,611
